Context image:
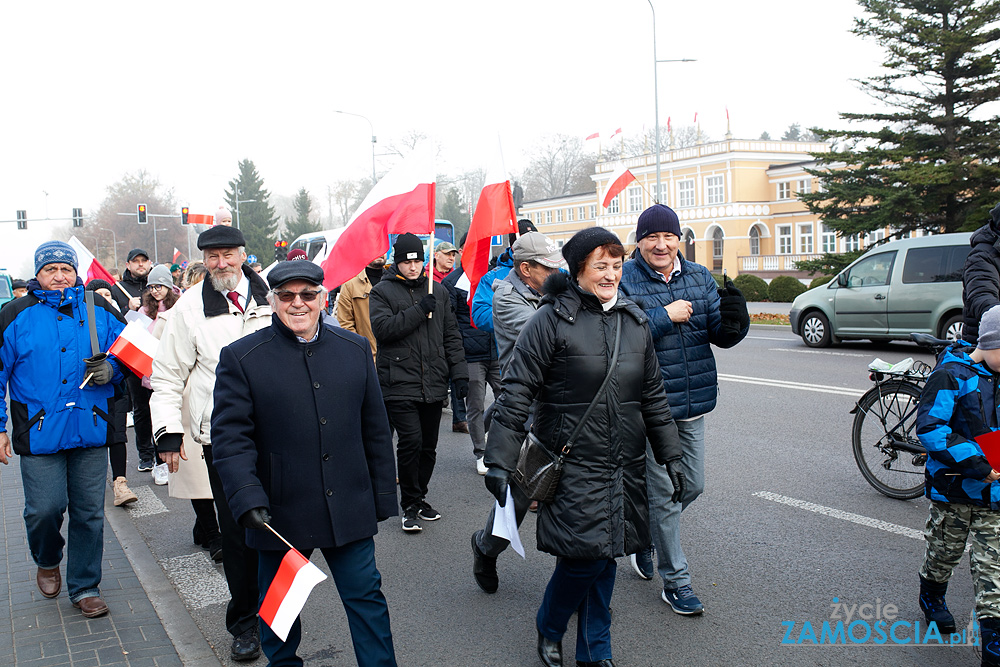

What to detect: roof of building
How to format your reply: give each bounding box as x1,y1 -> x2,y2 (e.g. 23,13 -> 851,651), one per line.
522,191 -> 595,206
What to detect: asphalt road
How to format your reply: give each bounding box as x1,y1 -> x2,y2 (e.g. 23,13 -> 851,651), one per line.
118,326 -> 984,666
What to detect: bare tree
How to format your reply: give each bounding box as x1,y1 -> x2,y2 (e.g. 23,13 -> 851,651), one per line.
518,134 -> 597,201
330,178 -> 374,227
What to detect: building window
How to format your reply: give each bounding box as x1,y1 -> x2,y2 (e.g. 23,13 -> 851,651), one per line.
712,228 -> 724,271
566,207 -> 574,222
589,205 -> 597,219
544,211 -> 552,225
608,196 -> 620,214
555,209 -> 563,223
821,224 -> 836,253
777,225 -> 792,254
749,226 -> 760,255
678,180 -> 695,208
627,186 -> 643,212
868,229 -> 885,246
705,175 -> 725,205
579,206 -> 587,220
796,178 -> 811,194
777,182 -> 791,200
658,182 -> 669,205
798,223 -> 814,254
844,234 -> 860,252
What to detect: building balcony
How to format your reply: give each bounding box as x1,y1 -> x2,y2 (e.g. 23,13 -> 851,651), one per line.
738,254 -> 822,279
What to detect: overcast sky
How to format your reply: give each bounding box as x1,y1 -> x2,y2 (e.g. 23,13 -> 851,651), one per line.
1,0 -> 886,278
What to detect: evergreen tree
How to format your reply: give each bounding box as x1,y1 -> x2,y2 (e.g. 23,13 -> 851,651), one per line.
437,187 -> 470,243
223,159 -> 279,263
802,0 -> 1000,238
284,187 -> 322,240
781,123 -> 802,141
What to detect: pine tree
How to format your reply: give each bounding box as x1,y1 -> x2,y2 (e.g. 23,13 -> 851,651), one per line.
223,159 -> 279,263
801,0 -> 1000,238
284,187 -> 322,241
437,187 -> 470,243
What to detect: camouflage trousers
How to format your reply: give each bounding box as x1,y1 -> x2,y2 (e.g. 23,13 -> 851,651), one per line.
920,500 -> 1000,617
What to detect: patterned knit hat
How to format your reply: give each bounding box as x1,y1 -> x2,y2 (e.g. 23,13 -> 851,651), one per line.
34,240 -> 78,275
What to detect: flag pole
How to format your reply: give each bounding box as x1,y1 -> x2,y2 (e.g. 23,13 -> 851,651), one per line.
263,522 -> 297,552
426,220 -> 435,320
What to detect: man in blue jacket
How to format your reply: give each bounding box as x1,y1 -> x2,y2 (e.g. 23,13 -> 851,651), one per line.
620,204 -> 749,615
211,260 -> 398,666
0,240 -> 126,618
470,219 -> 537,331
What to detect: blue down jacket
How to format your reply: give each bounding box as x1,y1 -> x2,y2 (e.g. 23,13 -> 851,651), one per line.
0,279 -> 125,455
619,254 -> 747,420
470,248 -> 514,332
443,268 -> 497,364
916,344 -> 1000,509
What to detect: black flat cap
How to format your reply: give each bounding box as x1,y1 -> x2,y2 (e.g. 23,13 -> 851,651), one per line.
127,248 -> 150,262
197,226 -> 246,250
268,260 -> 325,289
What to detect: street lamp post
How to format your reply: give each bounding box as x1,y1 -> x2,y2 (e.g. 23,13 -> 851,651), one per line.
100,227 -> 121,272
235,188 -> 256,231
334,110 -> 377,185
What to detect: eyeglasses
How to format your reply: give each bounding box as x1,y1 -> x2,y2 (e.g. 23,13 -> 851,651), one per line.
272,289 -> 322,303
146,284 -> 168,291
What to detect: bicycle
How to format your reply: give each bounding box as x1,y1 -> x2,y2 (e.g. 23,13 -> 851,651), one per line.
850,333 -> 951,500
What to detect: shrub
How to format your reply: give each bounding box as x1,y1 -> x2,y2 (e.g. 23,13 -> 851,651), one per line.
768,275 -> 808,302
809,275 -> 834,289
711,273 -> 725,287
733,274 -> 769,301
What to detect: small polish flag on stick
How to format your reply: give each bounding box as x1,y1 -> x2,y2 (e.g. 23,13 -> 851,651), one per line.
602,165 -> 637,209
108,321 -> 160,378
258,525 -> 327,642
187,213 -> 215,225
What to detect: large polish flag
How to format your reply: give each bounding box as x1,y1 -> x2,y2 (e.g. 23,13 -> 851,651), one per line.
463,139 -> 518,319
602,165 -> 637,208
68,236 -> 116,284
108,321 -> 160,378
258,548 -> 327,642
321,145 -> 436,289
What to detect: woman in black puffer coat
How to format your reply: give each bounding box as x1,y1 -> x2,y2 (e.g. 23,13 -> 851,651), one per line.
484,227 -> 683,667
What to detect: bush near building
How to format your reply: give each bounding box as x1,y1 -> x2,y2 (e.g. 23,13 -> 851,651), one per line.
809,276 -> 833,289
733,274 -> 769,301
768,275 -> 807,302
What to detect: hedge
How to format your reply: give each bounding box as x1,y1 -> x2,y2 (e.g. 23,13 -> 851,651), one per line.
809,275 -> 834,289
733,274 -> 769,301
768,275 -> 808,302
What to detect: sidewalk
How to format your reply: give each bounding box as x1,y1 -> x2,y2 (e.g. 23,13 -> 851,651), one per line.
0,453 -> 215,667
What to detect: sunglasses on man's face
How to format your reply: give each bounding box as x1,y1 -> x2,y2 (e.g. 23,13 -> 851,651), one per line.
272,289 -> 322,303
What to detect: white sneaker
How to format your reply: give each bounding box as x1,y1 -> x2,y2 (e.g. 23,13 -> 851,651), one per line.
152,462 -> 169,486
476,457 -> 488,476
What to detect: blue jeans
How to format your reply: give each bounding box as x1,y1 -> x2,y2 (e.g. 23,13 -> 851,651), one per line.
537,558 -> 616,662
450,378 -> 467,423
258,538 -> 396,667
20,446 -> 108,603
645,415 -> 705,589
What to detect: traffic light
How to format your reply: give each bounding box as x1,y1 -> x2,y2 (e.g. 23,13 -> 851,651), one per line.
72,208 -> 83,228
274,240 -> 288,261
137,203 -> 147,224
181,206 -> 189,225
16,210 -> 26,230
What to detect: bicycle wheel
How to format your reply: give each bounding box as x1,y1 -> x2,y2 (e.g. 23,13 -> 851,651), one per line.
851,381 -> 926,500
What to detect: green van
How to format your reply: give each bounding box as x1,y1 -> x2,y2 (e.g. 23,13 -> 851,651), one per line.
0,274 -> 13,310
789,233 -> 971,347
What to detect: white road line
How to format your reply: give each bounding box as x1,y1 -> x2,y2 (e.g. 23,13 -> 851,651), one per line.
746,336 -> 796,341
718,373 -> 866,397
160,552 -> 230,609
125,485 -> 169,517
768,347 -> 870,358
754,491 -> 923,541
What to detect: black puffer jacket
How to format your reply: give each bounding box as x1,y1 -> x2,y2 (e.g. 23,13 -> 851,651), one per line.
442,268 -> 498,364
963,205 -> 1000,344
369,267 -> 468,403
485,272 -> 681,560
110,269 -> 147,312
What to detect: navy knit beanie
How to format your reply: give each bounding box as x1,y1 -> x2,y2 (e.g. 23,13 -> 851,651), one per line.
34,240 -> 78,275
636,204 -> 682,242
561,227 -> 623,278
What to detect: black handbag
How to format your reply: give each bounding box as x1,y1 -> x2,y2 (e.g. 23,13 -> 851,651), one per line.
513,311 -> 622,503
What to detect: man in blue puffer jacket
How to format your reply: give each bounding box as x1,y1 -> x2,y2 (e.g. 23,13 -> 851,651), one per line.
470,219 -> 537,331
620,204 -> 749,615
0,241 -> 126,618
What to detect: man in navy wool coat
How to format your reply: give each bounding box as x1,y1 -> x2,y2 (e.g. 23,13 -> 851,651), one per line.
211,260 -> 398,667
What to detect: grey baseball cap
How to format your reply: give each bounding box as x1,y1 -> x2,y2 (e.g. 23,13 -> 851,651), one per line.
512,232 -> 565,269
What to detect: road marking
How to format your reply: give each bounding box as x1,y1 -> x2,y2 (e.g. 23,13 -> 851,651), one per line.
718,374 -> 866,397
124,485 -> 168,517
768,347 -> 870,358
754,491 -> 923,541
747,335 -> 796,341
160,552 -> 230,609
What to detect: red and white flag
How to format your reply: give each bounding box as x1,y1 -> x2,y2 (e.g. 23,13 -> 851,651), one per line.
602,165 -> 637,209
68,236 -> 116,285
187,213 -> 215,225
322,145 -> 436,289
108,321 -> 160,378
172,248 -> 183,264
667,116 -> 672,133
609,127 -> 622,139
585,132 -> 599,141
464,138 -> 518,319
693,112 -> 699,123
258,548 -> 327,642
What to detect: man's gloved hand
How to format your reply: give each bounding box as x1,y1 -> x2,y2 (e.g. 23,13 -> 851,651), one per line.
484,468 -> 510,506
665,462 -> 686,504
717,275 -> 750,332
418,294 -> 437,315
454,378 -> 469,399
84,353 -> 113,386
239,507 -> 272,531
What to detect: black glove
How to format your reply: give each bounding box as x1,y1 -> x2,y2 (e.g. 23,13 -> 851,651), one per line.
665,462 -> 686,504
156,433 -> 184,453
454,378 -> 469,399
484,468 -> 510,506
84,353 -> 113,386
418,294 -> 437,315
239,507 -> 272,531
718,276 -> 750,332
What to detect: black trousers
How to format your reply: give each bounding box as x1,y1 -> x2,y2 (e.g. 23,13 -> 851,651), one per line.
385,400 -> 443,510
203,445 -> 259,637
126,374 -> 155,462
109,392 -> 129,479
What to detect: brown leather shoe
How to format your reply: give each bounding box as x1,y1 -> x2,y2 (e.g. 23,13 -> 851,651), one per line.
73,596 -> 109,618
36,567 -> 61,598
452,421 -> 469,434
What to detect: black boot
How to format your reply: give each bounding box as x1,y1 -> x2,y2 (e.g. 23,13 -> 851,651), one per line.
919,576 -> 956,634
537,629 -> 562,667
981,617 -> 1000,667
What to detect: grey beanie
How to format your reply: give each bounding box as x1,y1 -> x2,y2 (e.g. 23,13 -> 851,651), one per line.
146,264 -> 175,289
978,305 -> 1000,350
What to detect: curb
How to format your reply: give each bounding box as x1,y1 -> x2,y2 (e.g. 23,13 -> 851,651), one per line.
749,323 -> 792,332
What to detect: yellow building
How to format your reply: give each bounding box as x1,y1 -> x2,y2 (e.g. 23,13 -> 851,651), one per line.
520,138 -> 874,280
